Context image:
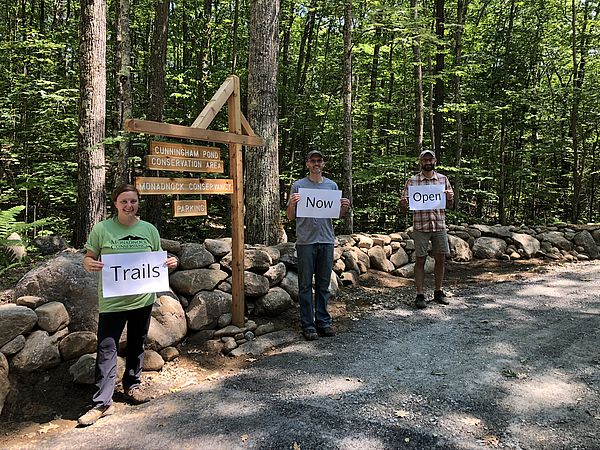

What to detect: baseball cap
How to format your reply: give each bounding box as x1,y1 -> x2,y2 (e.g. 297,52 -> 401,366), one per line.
306,149 -> 324,160
419,149 -> 435,159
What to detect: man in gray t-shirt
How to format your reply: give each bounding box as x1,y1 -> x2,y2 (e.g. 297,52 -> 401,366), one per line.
286,150 -> 350,340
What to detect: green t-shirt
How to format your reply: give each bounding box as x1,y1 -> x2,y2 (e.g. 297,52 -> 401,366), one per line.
85,216 -> 162,313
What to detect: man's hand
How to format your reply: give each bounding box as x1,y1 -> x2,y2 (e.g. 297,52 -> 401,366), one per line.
400,197 -> 409,210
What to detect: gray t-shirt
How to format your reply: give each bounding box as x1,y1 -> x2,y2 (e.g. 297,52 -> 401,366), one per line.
290,177 -> 338,245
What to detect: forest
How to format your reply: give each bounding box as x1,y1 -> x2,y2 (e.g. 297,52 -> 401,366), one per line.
1,0 -> 599,253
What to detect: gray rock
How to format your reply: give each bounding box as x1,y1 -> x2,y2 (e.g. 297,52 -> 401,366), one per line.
160,238 -> 182,254
393,256 -> 435,278
0,335 -> 26,356
333,259 -> 346,274
592,229 -> 600,245
69,354 -> 125,385
276,243 -> 297,268
371,234 -> 392,246
340,270 -> 360,286
214,325 -> 243,338
337,235 -> 356,246
573,230 -> 599,259
342,251 -> 361,273
32,235 -> 69,255
538,231 -> 572,251
222,338 -> 238,354
186,290 -> 232,331
448,234 -> 472,262
368,246 -> 390,272
218,313 -> 232,328
471,224 -> 512,238
254,323 -> 276,336
257,245 -> 281,265
0,304 -> 38,347
179,243 -> 215,269
230,330 -> 300,357
15,295 -> 47,308
244,272 -> 270,297
263,262 -> 287,287
204,238 -> 232,257
280,271 -> 299,301
254,287 -> 293,317
13,252 -> 99,332
0,352 -> 9,416
146,295 -> 187,352
390,247 -> 409,268
218,280 -> 232,293
355,234 -> 374,249
35,301 -> 70,333
511,233 -> 541,258
159,346 -> 179,362
472,237 -> 508,259
11,330 -> 61,372
244,331 -> 255,341
170,268 -> 228,296
244,249 -> 272,273
143,349 -> 164,371
58,331 -> 97,361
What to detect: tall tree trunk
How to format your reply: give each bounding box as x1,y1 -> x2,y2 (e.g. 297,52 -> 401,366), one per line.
113,0 -> 132,187
341,0 -> 353,234
143,0 -> 169,228
453,0 -> 467,211
365,26 -> 381,153
433,0 -> 445,161
73,0 -> 106,247
231,0 -> 240,72
245,0 -> 284,245
411,0 -> 424,155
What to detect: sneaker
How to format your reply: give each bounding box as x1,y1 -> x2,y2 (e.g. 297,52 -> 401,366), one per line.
415,294 -> 427,309
77,404 -> 114,426
302,330 -> 319,341
124,385 -> 151,405
434,290 -> 449,305
317,327 -> 336,337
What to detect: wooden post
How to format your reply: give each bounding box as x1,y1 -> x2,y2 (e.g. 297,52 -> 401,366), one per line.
227,75 -> 245,327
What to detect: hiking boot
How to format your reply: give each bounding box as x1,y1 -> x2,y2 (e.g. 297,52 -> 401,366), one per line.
302,330 -> 319,341
77,404 -> 114,426
124,385 -> 151,405
415,294 -> 427,309
317,327 -> 336,337
434,290 -> 449,305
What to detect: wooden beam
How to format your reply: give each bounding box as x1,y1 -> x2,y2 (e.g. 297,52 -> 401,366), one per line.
240,112 -> 256,137
125,118 -> 264,147
191,76 -> 235,129
228,75 -> 245,328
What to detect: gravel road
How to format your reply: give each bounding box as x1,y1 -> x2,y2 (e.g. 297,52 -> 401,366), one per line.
4,261 -> 600,449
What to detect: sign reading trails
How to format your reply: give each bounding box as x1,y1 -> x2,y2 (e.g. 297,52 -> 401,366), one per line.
145,155 -> 224,173
408,184 -> 447,210
173,200 -> 207,217
101,251 -> 169,298
135,177 -> 233,195
150,141 -> 221,160
296,188 -> 342,219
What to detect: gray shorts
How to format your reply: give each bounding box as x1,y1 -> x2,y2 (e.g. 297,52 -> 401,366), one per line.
413,230 -> 450,257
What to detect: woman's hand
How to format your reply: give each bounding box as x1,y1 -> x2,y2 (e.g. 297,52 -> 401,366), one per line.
165,256 -> 178,269
83,252 -> 104,272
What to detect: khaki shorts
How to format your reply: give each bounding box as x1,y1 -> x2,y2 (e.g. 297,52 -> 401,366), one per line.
413,230 -> 450,257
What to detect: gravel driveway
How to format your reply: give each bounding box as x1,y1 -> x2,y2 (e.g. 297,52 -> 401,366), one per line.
5,261 -> 600,449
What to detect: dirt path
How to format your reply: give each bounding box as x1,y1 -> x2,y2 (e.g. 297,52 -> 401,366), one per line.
1,260 -> 599,449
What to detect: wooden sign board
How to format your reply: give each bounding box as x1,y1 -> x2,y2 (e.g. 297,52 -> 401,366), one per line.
135,177 -> 233,194
173,200 -> 208,217
150,141 -> 220,160
145,155 -> 224,173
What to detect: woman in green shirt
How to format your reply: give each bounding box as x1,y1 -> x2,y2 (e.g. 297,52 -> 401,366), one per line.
77,184 -> 177,426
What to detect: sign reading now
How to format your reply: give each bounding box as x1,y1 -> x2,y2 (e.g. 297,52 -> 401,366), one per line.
101,251 -> 169,298
408,184 -> 447,210
296,188 -> 342,218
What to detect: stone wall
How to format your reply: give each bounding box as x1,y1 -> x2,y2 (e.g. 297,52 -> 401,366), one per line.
1,223 -> 599,415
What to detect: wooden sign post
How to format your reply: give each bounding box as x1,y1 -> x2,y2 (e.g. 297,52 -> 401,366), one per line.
125,75 -> 264,327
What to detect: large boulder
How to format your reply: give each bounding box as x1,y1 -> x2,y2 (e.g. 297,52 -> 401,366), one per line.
368,246 -> 390,272
35,301 -> 70,333
203,239 -> 231,258
472,237 -> 507,259
254,287 -> 294,317
32,235 -> 69,255
389,247 -> 409,268
280,271 -> 299,301
11,330 -> 61,372
0,335 -> 26,356
263,262 -> 287,287
0,353 -> 9,416
0,304 -> 38,347
275,243 -> 297,268
69,354 -> 125,385
178,243 -> 215,269
538,231 -> 572,251
12,252 -> 99,332
448,234 -> 472,262
146,295 -> 187,351
244,272 -> 270,297
169,268 -> 228,296
58,331 -> 97,361
186,290 -> 232,331
573,230 -> 599,259
511,233 -> 541,258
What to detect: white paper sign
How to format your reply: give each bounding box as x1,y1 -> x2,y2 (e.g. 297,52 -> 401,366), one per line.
408,184 -> 447,210
101,251 -> 169,298
296,188 -> 342,218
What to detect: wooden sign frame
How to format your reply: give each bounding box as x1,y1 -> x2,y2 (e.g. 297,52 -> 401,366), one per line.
126,75 -> 264,327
